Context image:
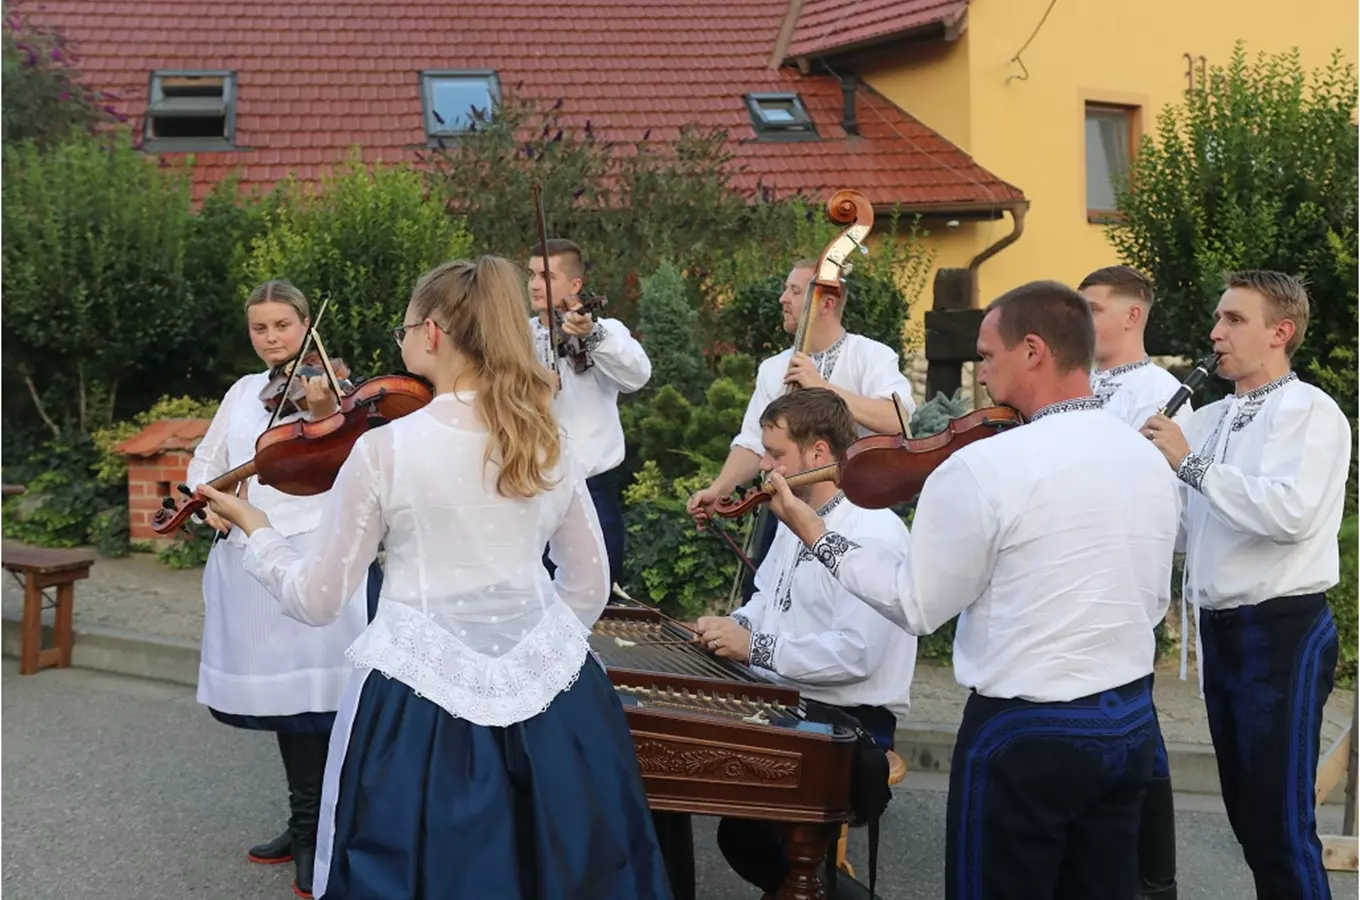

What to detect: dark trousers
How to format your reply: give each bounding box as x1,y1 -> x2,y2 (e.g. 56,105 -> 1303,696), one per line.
1199,592 -> 1338,900
946,676 -> 1160,900
1136,731 -> 1178,898
716,704 -> 899,894
587,466 -> 625,590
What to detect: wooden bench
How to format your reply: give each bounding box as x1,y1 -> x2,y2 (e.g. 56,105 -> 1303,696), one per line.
834,749 -> 907,878
2,541 -> 94,675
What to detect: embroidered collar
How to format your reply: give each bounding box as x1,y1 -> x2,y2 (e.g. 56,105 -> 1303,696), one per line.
1236,371 -> 1297,403
809,331 -> 847,362
815,491 -> 845,518
1029,395 -> 1104,422
1094,357 -> 1152,380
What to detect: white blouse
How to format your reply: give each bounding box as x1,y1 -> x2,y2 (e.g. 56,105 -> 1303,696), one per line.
188,371 -> 329,543
241,392 -> 612,727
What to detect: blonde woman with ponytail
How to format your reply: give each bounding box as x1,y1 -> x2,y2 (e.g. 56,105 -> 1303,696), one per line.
200,257 -> 672,900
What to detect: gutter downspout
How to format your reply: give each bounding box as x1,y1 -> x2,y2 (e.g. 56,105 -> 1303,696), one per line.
964,199 -> 1029,407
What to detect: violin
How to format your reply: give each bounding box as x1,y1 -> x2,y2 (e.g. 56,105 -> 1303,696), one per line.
261,351 -> 353,416
153,313 -> 434,536
548,290 -> 610,374
712,405 -> 1023,517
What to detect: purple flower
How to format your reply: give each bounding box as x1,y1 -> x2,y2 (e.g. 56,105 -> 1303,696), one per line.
49,46 -> 62,61
6,15 -> 20,29
58,91 -> 69,101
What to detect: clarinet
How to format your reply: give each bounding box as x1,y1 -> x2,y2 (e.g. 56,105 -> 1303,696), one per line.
1160,352 -> 1221,418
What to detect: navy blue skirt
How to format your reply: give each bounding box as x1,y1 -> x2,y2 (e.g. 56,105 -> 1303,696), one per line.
210,560 -> 384,734
318,656 -> 673,900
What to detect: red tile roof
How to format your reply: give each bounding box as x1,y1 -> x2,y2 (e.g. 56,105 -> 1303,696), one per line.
24,0 -> 1020,209
113,419 -> 211,457
787,0 -> 968,60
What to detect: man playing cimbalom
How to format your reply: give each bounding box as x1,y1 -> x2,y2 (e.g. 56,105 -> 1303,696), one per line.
1080,263 -> 1185,900
1143,270 -> 1351,900
693,388 -> 916,898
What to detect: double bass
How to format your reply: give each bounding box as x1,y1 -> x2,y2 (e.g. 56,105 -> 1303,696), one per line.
153,303 -> 433,535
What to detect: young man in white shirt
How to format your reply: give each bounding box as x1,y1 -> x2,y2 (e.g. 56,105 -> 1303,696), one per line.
764,280 -> 1182,900
1081,264 -> 1185,900
528,239 -> 652,588
1143,270 -> 1351,900
693,387 -> 917,896
687,259 -> 916,601
1081,265 -> 1191,427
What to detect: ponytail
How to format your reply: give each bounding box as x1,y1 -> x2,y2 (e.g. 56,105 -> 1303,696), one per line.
409,257 -> 561,498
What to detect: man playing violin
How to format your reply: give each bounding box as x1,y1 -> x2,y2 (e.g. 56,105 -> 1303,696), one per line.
1142,270 -> 1350,900
687,259 -> 916,602
528,238 -> 652,590
1080,264 -> 1185,900
762,281 -> 1181,900
694,387 -> 916,897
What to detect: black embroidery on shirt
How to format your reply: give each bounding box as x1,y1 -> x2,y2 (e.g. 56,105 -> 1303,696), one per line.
581,322 -> 607,353
1103,358 -> 1154,378
730,611 -> 752,631
1177,452 -> 1211,492
1029,395 -> 1104,422
749,632 -> 777,669
811,531 -> 859,577
771,492 -> 846,612
810,332 -> 848,380
1231,372 -> 1297,431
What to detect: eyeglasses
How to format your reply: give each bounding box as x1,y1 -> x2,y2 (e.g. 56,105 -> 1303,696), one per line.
392,322 -> 421,348
392,318 -> 451,348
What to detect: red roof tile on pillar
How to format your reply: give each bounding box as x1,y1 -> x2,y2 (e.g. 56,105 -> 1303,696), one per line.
787,0 -> 968,60
113,419 -> 212,457
21,0 -> 1019,210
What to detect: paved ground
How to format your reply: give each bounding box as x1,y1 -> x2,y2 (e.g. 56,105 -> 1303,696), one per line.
4,550 -> 1354,750
4,661 -> 1356,900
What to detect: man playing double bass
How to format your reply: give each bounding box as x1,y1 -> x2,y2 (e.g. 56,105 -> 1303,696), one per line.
687,258 -> 916,594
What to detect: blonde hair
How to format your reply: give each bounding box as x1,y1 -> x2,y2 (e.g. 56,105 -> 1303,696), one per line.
1225,270 -> 1310,357
409,256 -> 561,499
245,280 -> 310,322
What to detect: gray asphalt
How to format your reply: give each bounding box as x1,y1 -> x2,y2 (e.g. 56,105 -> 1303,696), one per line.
4,661 -> 1356,900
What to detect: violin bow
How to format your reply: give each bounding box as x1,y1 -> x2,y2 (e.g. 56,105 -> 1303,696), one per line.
264,295 -> 331,431
530,182 -> 563,391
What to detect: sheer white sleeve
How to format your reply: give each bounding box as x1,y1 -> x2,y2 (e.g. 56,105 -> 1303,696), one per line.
807,458 -> 999,636
243,437 -> 385,626
545,464 -> 611,628
186,378 -> 245,490
1176,392 -> 1352,543
586,320 -> 652,394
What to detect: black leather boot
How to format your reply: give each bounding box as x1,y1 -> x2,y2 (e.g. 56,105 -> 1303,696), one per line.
284,732 -> 330,899
249,733 -> 295,864
1137,776 -> 1178,900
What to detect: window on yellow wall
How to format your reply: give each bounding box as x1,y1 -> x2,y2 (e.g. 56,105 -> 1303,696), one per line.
1085,104 -> 1136,219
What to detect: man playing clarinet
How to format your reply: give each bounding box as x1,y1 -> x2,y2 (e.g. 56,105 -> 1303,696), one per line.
1142,270 -> 1351,899
763,280 -> 1181,900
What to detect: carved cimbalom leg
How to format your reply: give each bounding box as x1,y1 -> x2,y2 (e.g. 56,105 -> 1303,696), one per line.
778,822 -> 835,900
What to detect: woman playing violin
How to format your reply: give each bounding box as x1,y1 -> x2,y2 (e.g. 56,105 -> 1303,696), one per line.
197,257 -> 671,900
187,280 -> 376,899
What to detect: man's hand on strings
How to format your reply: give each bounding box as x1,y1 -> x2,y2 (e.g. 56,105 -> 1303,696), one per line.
695,616 -> 753,662
561,309 -> 595,337
198,484 -> 271,537
765,468 -> 826,548
783,353 -> 829,391
1140,414 -> 1191,470
303,375 -> 340,419
686,486 -> 724,530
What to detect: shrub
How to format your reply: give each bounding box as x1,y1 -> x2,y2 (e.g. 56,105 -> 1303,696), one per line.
2,6 -> 115,147
240,151 -> 472,377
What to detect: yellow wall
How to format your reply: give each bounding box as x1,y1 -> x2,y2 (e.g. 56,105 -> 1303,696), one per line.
862,0 -> 1358,312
